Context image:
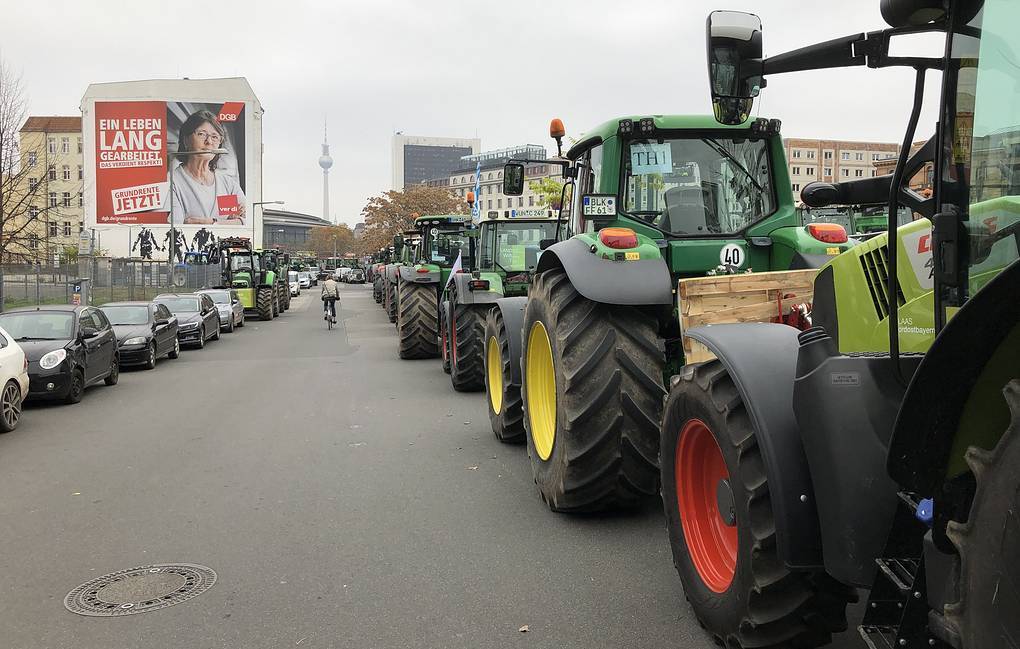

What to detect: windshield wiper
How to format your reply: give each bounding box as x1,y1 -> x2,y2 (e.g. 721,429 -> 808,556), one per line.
702,138 -> 766,194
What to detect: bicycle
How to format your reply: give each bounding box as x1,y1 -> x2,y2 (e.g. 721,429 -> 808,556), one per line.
323,297 -> 337,330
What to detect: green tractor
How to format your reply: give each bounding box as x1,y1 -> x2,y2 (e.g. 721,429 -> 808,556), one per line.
487,110 -> 855,510
438,207 -> 559,399
216,237 -> 276,320
396,214 -> 475,359
372,247 -> 393,303
261,248 -> 291,312
383,231 -> 419,323
656,4 -> 1020,648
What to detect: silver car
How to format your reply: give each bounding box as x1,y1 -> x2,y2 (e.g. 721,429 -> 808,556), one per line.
196,288 -> 245,333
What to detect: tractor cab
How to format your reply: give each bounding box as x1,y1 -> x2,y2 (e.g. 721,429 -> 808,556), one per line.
409,215 -> 475,286
475,208 -> 559,297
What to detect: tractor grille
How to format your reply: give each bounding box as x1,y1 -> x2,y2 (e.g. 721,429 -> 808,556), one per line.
859,244 -> 905,320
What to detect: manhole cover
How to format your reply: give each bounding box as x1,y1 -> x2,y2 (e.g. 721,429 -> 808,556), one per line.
64,564 -> 216,617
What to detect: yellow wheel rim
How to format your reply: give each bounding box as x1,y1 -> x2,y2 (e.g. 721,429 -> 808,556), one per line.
526,321 -> 556,461
487,336 -> 503,415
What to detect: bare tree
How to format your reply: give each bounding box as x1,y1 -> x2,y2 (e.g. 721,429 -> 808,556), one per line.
0,56 -> 73,308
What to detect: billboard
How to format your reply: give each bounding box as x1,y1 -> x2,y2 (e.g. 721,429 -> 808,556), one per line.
82,78 -> 262,259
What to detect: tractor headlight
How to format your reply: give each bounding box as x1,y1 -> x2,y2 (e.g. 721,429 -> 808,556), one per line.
122,337 -> 147,346
39,349 -> 67,370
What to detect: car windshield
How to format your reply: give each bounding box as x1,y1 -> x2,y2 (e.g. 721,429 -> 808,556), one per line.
480,221 -> 559,272
230,253 -> 258,272
100,305 -> 150,325
423,228 -> 471,266
157,297 -> 201,313
623,136 -> 775,235
298,272 -> 310,279
202,291 -> 231,304
0,311 -> 75,340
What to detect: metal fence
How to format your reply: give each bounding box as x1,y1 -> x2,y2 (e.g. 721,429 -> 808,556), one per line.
0,259 -> 222,311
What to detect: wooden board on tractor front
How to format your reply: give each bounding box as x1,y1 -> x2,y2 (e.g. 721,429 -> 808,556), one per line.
678,269 -> 817,364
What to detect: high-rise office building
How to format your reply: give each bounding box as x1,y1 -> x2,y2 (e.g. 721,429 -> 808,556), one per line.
391,134 -> 480,190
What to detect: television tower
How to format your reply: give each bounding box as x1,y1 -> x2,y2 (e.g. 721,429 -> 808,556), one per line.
318,119 -> 334,222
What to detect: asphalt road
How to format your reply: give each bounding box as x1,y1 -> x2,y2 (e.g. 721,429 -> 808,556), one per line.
0,284 -> 865,649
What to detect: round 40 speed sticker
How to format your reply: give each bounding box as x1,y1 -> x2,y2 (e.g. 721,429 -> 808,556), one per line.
719,243 -> 747,269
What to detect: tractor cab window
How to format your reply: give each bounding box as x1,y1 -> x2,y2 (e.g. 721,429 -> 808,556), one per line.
481,221 -> 559,272
229,254 -> 259,272
957,1 -> 1020,296
622,136 -> 774,235
424,227 -> 471,266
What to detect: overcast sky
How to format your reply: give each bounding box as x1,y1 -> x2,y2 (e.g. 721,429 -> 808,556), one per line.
1,0 -> 942,226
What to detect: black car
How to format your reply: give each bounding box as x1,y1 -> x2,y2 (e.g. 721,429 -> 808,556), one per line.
99,301 -> 180,369
153,293 -> 220,348
0,305 -> 119,404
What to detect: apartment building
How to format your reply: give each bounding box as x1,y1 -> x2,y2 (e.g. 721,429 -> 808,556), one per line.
784,138 -> 900,202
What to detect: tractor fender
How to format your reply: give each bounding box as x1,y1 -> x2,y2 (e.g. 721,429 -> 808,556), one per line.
398,266 -> 440,284
493,296 -> 528,386
536,238 -> 672,306
685,323 -> 824,569
385,265 -> 401,284
450,272 -> 503,305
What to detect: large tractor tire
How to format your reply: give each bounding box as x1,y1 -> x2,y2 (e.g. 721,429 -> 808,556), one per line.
386,281 -> 398,324
661,360 -> 855,649
485,307 -> 523,443
271,287 -> 280,317
440,307 -> 451,374
281,285 -> 291,310
449,291 -> 486,392
397,281 -> 439,359
945,379 -> 1020,648
374,278 -> 383,304
520,267 -> 663,512
257,287 -> 274,320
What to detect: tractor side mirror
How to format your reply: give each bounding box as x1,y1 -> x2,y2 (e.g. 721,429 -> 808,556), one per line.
706,10 -> 764,126
504,163 -> 525,196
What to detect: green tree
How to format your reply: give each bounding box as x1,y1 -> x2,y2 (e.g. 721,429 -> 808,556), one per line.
308,224 -> 355,258
528,177 -> 570,209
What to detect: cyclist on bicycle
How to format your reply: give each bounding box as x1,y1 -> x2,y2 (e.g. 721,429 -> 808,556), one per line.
321,273 -> 340,323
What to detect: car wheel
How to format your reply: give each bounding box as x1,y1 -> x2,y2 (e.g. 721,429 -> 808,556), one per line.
65,370 -> 84,404
238,313 -> 245,328
168,336 -> 180,359
212,322 -> 220,340
105,355 -> 120,385
197,328 -> 205,349
0,379 -> 22,432
144,342 -> 157,370
227,317 -> 235,333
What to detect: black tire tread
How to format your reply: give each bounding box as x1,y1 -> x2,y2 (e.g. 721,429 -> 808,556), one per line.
485,307 -> 524,443
397,282 -> 439,359
522,267 -> 664,512
450,295 -> 486,392
257,287 -> 273,320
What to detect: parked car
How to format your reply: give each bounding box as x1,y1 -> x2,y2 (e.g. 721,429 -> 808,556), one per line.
196,288 -> 245,333
348,268 -> 366,284
0,325 -> 30,431
154,293 -> 220,348
297,271 -> 312,289
338,267 -> 353,282
288,271 -> 301,296
99,301 -> 180,369
0,305 -> 119,404
307,266 -> 320,285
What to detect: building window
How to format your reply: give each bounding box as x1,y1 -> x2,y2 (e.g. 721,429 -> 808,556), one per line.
497,198 -> 502,209
842,169 -> 850,177
792,166 -> 801,175
871,170 -> 878,177
61,137 -> 69,154
528,195 -> 534,206
824,167 -> 832,176
78,192 -> 83,207
806,150 -> 816,159
29,206 -> 39,220
62,165 -> 70,180
841,151 -> 850,160
792,150 -> 801,158
48,192 -> 57,208
49,222 -> 58,237
48,138 -> 56,154
62,192 -> 71,207
872,153 -> 880,160
29,177 -> 38,190
824,151 -> 833,160
28,236 -> 39,250
64,221 -> 72,236
77,165 -> 83,180
855,169 -> 864,177
27,151 -> 37,167
48,165 -> 56,181
77,138 -> 82,154
792,183 -> 800,192
855,152 -> 864,161
806,167 -> 815,176
487,200 -> 492,210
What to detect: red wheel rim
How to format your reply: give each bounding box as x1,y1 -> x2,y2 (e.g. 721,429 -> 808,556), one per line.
676,418 -> 738,593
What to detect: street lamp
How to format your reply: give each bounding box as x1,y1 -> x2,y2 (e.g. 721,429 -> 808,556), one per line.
252,200 -> 285,247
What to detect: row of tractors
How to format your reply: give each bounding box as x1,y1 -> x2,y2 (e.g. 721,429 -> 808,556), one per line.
212,238 -> 291,320
367,2 -> 1017,647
